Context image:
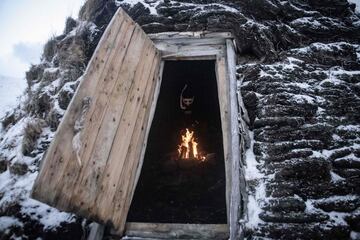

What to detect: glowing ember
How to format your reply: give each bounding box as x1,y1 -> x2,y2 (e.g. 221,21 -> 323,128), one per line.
177,128 -> 206,161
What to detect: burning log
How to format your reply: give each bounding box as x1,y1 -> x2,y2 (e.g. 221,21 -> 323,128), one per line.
177,128 -> 206,161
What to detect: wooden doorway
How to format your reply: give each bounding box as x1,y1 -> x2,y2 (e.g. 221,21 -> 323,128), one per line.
127,60 -> 227,224
31,8 -> 243,239
123,32 -> 243,239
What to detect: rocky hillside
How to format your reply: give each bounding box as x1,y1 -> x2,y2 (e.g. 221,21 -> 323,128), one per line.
0,0 -> 359,239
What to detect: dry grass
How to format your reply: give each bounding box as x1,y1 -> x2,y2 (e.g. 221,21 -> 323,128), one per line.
21,119 -> 44,156
42,36 -> 57,62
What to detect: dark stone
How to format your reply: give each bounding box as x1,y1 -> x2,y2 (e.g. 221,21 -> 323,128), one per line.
263,140 -> 324,157
345,214 -> 360,231
46,109 -> 62,131
41,68 -> 60,84
0,202 -> 22,216
254,124 -> 332,144
334,169 -> 360,179
257,104 -> 317,119
0,159 -> 7,173
262,198 -> 306,213
275,159 -> 331,181
79,0 -> 117,28
253,117 -> 305,129
127,2 -> 151,23
267,179 -> 360,199
64,17 -> 77,34
314,198 -> 360,212
32,92 -> 52,116
26,64 -> 46,84
328,148 -> 353,161
252,223 -> 350,240
243,91 -> 258,126
259,211 -> 329,223
333,158 -> 360,169
263,150 -> 313,163
9,162 -> 29,176
58,88 -> 74,110
1,112 -> 16,129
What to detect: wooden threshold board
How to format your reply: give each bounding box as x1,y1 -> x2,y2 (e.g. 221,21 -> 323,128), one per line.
123,222 -> 229,239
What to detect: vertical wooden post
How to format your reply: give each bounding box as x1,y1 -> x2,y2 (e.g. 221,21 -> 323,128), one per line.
226,39 -> 243,240
87,223 -> 105,240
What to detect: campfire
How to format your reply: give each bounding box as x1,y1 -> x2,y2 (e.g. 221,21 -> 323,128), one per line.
177,128 -> 206,161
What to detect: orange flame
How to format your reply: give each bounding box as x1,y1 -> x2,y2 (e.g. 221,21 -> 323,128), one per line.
178,128 -> 206,161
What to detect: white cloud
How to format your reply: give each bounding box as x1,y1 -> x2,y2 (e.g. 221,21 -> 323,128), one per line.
0,0 -> 85,78
349,0 -> 360,13
0,54 -> 28,78
13,42 -> 43,64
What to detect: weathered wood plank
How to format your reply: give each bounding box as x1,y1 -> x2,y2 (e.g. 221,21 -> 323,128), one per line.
87,223 -> 105,240
149,31 -> 233,40
130,61 -> 164,203
152,37 -> 226,47
110,53 -> 161,234
32,8 -> 126,205
68,25 -> 146,215
226,39 -> 243,240
215,56 -> 231,221
160,45 -> 225,60
125,223 -> 229,239
56,14 -> 138,212
95,39 -> 158,222
32,8 -> 162,234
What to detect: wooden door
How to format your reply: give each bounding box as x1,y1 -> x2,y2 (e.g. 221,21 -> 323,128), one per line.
31,8 -> 161,234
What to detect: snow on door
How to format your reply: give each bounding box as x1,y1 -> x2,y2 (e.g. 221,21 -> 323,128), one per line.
31,8 -> 161,234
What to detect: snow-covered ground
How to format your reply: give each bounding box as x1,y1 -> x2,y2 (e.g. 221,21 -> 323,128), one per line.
0,75 -> 26,118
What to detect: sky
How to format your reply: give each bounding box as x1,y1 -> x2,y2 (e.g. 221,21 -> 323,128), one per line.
0,0 -> 86,79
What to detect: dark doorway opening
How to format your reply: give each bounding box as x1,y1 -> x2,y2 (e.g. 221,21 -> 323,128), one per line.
127,60 -> 227,224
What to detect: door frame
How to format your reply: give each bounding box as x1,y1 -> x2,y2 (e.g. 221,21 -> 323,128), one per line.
125,32 -> 245,239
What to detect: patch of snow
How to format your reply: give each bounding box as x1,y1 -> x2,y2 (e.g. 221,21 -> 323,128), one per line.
288,82 -> 311,89
173,1 -> 240,15
0,171 -> 14,195
291,17 -> 323,27
115,0 -> 161,15
332,134 -> 342,141
259,69 -> 272,78
287,56 -> 303,64
307,195 -> 359,227
351,231 -> 360,239
245,132 -> 263,181
330,171 -> 345,183
332,68 -> 360,76
304,199 -> 317,213
0,216 -> 24,231
327,211 -> 348,225
246,181 -> 266,228
21,198 -> 75,229
319,194 -> 359,202
244,131 -> 266,228
291,94 -> 316,104
310,150 -> 324,158
291,42 -> 359,56
337,125 -> 360,132
0,171 -> 37,208
0,118 -> 28,164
